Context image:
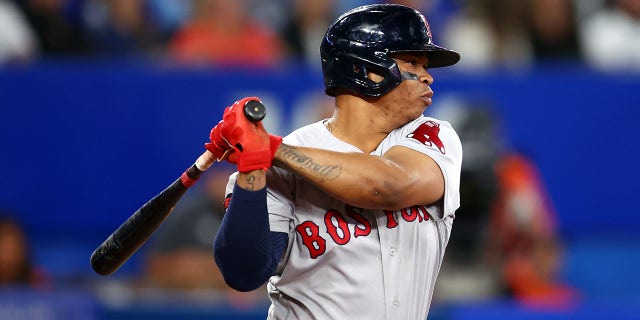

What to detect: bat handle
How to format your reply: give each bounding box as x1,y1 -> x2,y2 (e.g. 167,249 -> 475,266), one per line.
244,99 -> 266,122
213,99 -> 267,162
197,150 -> 218,170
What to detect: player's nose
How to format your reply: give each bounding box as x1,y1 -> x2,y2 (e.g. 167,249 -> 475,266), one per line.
420,70 -> 434,86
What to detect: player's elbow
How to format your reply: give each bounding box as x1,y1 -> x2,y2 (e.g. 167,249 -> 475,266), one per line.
213,239 -> 275,292
366,173 -> 438,211
223,275 -> 265,292
214,248 -> 271,292
372,184 -> 406,210
355,178 -> 406,210
221,262 -> 272,292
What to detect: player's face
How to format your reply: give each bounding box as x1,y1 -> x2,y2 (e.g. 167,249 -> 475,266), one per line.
373,53 -> 435,125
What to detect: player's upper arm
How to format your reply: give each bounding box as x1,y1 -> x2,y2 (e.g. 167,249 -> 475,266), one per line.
378,145 -> 445,210
266,167 -> 296,233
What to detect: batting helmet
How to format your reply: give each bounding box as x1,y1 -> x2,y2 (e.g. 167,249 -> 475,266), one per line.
320,4 -> 460,97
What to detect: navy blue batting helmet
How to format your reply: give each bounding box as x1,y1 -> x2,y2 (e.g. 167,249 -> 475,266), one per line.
320,4 -> 460,97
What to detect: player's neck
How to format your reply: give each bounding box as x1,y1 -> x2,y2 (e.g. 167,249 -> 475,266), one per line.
330,96 -> 390,153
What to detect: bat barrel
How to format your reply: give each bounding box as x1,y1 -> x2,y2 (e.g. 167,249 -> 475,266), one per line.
90,176 -> 191,275
90,236 -> 129,276
90,99 -> 268,276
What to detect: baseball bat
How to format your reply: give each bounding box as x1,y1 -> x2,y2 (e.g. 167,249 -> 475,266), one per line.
90,99 -> 266,276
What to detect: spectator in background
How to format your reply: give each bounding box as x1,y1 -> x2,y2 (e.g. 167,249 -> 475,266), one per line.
169,0 -> 283,67
385,0 -> 442,16
440,104 -> 502,265
442,0 -> 533,71
146,0 -> 192,40
430,100 -> 505,302
0,215 -> 49,289
81,0 -> 166,57
15,0 -> 90,56
578,0 -> 640,71
384,0 -> 444,30
431,102 -> 577,306
486,152 -> 577,307
0,0 -> 38,64
525,0 -> 582,63
279,0 -> 337,69
289,90 -> 336,132
143,165 -> 263,306
387,0 -> 424,8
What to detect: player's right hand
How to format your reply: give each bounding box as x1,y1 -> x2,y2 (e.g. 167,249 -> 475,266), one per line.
219,97 -> 280,172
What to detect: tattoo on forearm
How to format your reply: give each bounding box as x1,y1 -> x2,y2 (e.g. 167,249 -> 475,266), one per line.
244,174 -> 257,190
280,145 -> 341,181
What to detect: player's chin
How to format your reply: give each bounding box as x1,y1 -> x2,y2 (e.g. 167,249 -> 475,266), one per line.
414,98 -> 430,114
420,95 -> 433,107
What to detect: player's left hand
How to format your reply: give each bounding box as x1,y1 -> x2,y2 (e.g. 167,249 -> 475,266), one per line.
205,120 -> 232,160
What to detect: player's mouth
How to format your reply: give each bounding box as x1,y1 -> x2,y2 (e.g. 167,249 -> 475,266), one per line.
421,91 -> 433,105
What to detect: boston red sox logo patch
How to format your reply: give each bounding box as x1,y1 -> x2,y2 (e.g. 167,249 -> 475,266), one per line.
407,120 -> 445,154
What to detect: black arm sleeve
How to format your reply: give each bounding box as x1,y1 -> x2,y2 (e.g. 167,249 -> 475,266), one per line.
213,183 -> 288,292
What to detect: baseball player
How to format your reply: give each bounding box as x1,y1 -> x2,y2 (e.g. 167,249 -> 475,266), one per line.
206,4 -> 462,319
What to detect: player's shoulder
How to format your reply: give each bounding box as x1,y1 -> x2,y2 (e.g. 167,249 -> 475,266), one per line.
283,120 -> 328,145
397,115 -> 459,139
392,115 -> 462,156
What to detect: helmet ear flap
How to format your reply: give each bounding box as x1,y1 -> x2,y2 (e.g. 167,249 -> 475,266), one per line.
325,52 -> 402,97
354,57 -> 402,97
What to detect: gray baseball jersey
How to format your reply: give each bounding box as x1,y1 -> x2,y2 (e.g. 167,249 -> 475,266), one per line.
226,115 -> 462,320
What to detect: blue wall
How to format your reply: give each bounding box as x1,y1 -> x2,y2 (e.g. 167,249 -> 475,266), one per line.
1,63 -> 638,239
1,61 -> 639,319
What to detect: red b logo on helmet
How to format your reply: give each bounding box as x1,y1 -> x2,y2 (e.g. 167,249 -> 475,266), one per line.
407,121 -> 445,154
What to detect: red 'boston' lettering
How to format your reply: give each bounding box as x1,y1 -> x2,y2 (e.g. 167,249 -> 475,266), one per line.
384,210 -> 399,229
345,205 -> 371,238
325,210 -> 351,245
295,221 -> 326,259
296,205 -> 432,258
402,206 -> 428,222
418,206 -> 430,221
401,207 -> 418,222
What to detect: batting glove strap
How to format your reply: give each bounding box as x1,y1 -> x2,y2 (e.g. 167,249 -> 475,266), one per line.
237,148 -> 273,172
269,134 -> 283,158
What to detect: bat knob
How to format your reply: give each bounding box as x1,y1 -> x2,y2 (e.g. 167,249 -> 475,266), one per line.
244,99 -> 267,122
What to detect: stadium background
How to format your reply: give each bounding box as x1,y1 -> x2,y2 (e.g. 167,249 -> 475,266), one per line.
0,0 -> 638,319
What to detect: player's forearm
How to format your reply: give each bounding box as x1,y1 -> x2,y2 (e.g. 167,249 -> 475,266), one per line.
273,144 -> 412,210
236,170 -> 266,191
213,184 -> 286,292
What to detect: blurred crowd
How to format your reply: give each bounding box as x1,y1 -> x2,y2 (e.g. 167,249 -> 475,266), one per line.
0,0 -> 639,71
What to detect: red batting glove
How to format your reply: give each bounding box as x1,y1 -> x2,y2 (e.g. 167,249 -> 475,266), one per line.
269,134 -> 283,159
205,120 -> 233,160
220,97 -> 281,172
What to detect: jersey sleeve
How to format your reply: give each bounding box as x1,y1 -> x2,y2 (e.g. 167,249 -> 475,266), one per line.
224,171 -> 238,196
395,118 -> 462,220
266,166 -> 295,233
225,168 -> 295,234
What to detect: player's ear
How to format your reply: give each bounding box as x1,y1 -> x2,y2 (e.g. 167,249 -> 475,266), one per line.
366,69 -> 384,83
351,63 -> 385,83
